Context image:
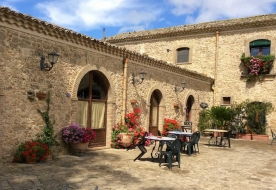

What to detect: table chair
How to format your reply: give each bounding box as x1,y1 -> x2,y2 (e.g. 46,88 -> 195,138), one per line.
159,134 -> 177,152
158,138 -> 181,170
133,132 -> 148,162
182,131 -> 200,156
221,129 -> 232,148
182,121 -> 192,132
270,129 -> 276,145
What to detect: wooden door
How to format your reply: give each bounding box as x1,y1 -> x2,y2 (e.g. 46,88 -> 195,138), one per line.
76,71 -> 108,147
149,90 -> 162,136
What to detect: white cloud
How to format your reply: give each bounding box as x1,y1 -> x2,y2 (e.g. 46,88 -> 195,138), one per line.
167,0 -> 276,24
35,0 -> 163,32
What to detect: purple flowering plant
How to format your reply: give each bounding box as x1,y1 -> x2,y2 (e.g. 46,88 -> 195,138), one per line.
62,123 -> 85,144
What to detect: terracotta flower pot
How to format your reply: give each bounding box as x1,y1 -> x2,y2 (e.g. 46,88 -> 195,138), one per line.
173,103 -> 179,108
120,133 -> 134,147
36,92 -> 48,100
70,142 -> 89,151
25,155 -> 36,164
130,99 -> 137,104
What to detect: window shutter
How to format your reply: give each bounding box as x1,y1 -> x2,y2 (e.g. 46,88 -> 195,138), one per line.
177,48 -> 189,63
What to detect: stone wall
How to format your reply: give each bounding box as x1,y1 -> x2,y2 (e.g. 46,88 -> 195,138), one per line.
113,27 -> 276,133
0,23 -> 212,162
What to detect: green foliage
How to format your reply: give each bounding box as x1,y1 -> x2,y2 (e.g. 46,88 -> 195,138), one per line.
245,101 -> 273,135
36,91 -> 59,148
240,53 -> 275,81
205,106 -> 235,129
240,53 -> 275,64
198,110 -> 213,133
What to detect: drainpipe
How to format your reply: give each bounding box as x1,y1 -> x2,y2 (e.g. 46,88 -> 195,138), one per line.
122,57 -> 129,123
213,31 -> 219,106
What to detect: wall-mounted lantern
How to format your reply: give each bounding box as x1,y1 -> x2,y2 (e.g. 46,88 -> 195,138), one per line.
174,81 -> 186,92
132,70 -> 147,85
40,51 -> 59,71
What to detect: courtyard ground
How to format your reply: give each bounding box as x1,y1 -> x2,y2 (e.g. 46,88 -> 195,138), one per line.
1,137 -> 276,190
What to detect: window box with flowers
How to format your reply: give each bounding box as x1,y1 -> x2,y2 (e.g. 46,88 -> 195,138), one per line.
240,53 -> 275,81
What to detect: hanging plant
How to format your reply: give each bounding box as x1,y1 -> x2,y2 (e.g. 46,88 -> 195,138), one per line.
240,53 -> 275,80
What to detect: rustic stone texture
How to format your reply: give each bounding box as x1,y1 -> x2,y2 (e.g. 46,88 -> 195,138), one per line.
0,9 -> 213,163
109,23 -> 276,137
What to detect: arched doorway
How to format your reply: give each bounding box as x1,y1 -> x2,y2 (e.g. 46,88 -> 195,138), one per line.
186,95 -> 195,122
149,90 -> 162,135
76,70 -> 109,147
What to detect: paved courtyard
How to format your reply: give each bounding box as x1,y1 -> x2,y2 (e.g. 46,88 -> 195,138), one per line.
1,137 -> 276,190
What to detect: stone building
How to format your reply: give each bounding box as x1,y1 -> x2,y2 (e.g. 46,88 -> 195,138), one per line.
106,14 -> 276,134
0,7 -> 213,162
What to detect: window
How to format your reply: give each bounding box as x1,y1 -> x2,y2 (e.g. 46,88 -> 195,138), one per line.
250,39 -> 270,56
221,97 -> 231,105
177,48 -> 189,63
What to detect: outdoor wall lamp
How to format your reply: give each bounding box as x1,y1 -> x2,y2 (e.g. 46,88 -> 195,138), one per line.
40,51 -> 59,71
174,81 -> 186,92
132,70 -> 147,85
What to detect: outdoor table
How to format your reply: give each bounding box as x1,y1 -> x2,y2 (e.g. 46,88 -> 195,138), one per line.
204,129 -> 231,148
168,131 -> 192,136
145,136 -> 175,161
168,131 -> 193,154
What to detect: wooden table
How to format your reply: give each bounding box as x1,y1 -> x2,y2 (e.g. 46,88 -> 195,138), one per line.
203,129 -> 231,148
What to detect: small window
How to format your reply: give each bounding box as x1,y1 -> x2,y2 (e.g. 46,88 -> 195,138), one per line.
250,39 -> 270,56
177,48 -> 189,63
222,97 -> 231,105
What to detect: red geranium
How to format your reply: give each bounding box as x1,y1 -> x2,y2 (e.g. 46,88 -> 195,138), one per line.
82,128 -> 96,143
12,140 -> 49,163
162,118 -> 181,136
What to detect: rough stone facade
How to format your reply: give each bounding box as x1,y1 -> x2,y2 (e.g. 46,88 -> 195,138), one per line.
106,14 -> 276,136
0,7 -> 213,163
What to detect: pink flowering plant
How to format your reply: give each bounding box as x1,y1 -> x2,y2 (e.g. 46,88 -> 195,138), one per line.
111,108 -> 150,149
241,53 -> 274,80
62,123 -> 96,144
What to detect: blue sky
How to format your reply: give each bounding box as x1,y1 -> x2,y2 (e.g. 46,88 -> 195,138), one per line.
1,0 -> 276,39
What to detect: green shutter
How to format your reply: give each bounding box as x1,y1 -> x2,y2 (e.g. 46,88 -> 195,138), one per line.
250,40 -> 271,47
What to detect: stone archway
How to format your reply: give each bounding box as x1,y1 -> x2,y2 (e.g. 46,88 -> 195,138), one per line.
70,65 -> 116,147
146,85 -> 166,133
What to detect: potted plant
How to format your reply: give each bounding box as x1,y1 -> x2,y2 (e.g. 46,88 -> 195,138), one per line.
162,118 -> 181,136
111,108 -> 150,149
205,106 -> 235,130
173,103 -> 179,108
36,91 -> 48,100
62,123 -> 96,151
12,140 -> 49,163
240,53 -> 275,80
231,100 -> 273,141
130,99 -> 137,104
